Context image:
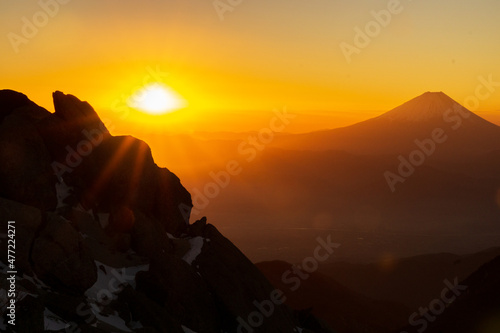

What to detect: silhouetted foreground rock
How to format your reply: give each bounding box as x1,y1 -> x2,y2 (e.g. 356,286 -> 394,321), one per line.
0,90 -> 332,332
397,255 -> 500,333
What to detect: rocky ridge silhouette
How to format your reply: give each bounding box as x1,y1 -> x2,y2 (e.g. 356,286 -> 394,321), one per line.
0,90 -> 333,333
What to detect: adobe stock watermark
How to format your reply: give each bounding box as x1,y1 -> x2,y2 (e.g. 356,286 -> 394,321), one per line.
213,0 -> 243,21
64,265 -> 140,332
51,66 -> 167,180
7,0 -> 73,54
110,66 -> 169,120
179,107 -> 296,221
237,235 -> 340,332
51,124 -> 108,180
340,0 -> 408,64
401,277 -> 467,333
385,74 -> 500,192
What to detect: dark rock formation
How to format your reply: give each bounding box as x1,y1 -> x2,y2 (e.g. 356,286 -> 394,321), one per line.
0,90 -> 332,332
0,198 -> 41,275
0,91 -> 56,211
400,255 -> 500,333
31,213 -> 97,293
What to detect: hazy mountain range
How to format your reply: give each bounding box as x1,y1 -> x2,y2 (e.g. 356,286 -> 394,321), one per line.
1,89 -> 499,332
257,247 -> 500,332
149,92 -> 500,263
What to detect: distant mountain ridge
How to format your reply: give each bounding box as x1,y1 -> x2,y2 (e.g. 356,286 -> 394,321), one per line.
257,248 -> 500,333
271,92 -> 500,159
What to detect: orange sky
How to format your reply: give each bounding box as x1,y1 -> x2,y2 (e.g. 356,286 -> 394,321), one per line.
1,0 -> 500,134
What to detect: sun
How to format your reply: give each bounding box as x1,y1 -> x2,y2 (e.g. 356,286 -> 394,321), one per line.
128,83 -> 186,115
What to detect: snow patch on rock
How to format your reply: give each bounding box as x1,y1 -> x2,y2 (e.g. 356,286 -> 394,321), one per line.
85,261 -> 149,301
182,237 -> 205,265
55,180 -> 72,209
74,203 -> 92,214
44,308 -> 70,331
182,325 -> 198,333
23,273 -> 49,289
93,310 -> 132,332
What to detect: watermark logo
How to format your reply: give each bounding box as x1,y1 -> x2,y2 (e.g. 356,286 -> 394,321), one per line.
7,0 -> 73,54
213,0 -> 244,21
51,124 -> 108,179
401,277 -> 467,333
385,75 -> 500,192
340,0 -> 406,64
237,235 -> 340,332
179,107 -> 296,221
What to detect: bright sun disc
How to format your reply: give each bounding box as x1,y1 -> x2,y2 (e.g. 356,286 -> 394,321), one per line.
128,83 -> 186,115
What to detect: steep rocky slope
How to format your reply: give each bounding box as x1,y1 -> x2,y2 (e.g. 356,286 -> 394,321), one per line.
0,90 -> 331,333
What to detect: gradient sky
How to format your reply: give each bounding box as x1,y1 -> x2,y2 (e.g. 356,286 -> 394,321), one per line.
1,0 -> 500,133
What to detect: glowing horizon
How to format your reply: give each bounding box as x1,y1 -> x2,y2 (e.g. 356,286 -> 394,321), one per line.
1,0 -> 499,133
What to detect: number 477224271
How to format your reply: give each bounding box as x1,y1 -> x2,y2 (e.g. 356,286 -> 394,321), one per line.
7,221 -> 15,270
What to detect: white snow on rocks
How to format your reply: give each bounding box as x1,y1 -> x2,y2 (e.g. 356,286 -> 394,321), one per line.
92,310 -> 132,332
74,202 -> 92,214
182,236 -> 205,265
182,325 -> 198,333
55,180 -> 72,209
128,320 -> 144,330
44,309 -> 70,331
22,273 -> 49,289
82,262 -> 149,331
85,261 -> 149,301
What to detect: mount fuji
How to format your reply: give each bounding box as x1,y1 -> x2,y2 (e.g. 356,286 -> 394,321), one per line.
272,92 -> 500,159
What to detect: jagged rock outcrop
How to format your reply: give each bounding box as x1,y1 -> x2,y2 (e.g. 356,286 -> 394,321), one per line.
0,92 -> 57,211
0,90 -> 332,333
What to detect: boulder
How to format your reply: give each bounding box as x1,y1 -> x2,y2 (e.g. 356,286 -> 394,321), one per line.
153,167 -> 192,235
37,92 -> 110,194
136,254 -> 220,332
0,91 -> 56,211
130,210 -> 174,259
75,135 -> 192,235
118,286 -> 184,333
0,90 -> 48,123
32,213 -> 97,293
15,295 -> 45,333
76,136 -> 157,211
67,207 -> 107,243
43,291 -> 91,324
52,91 -> 110,147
